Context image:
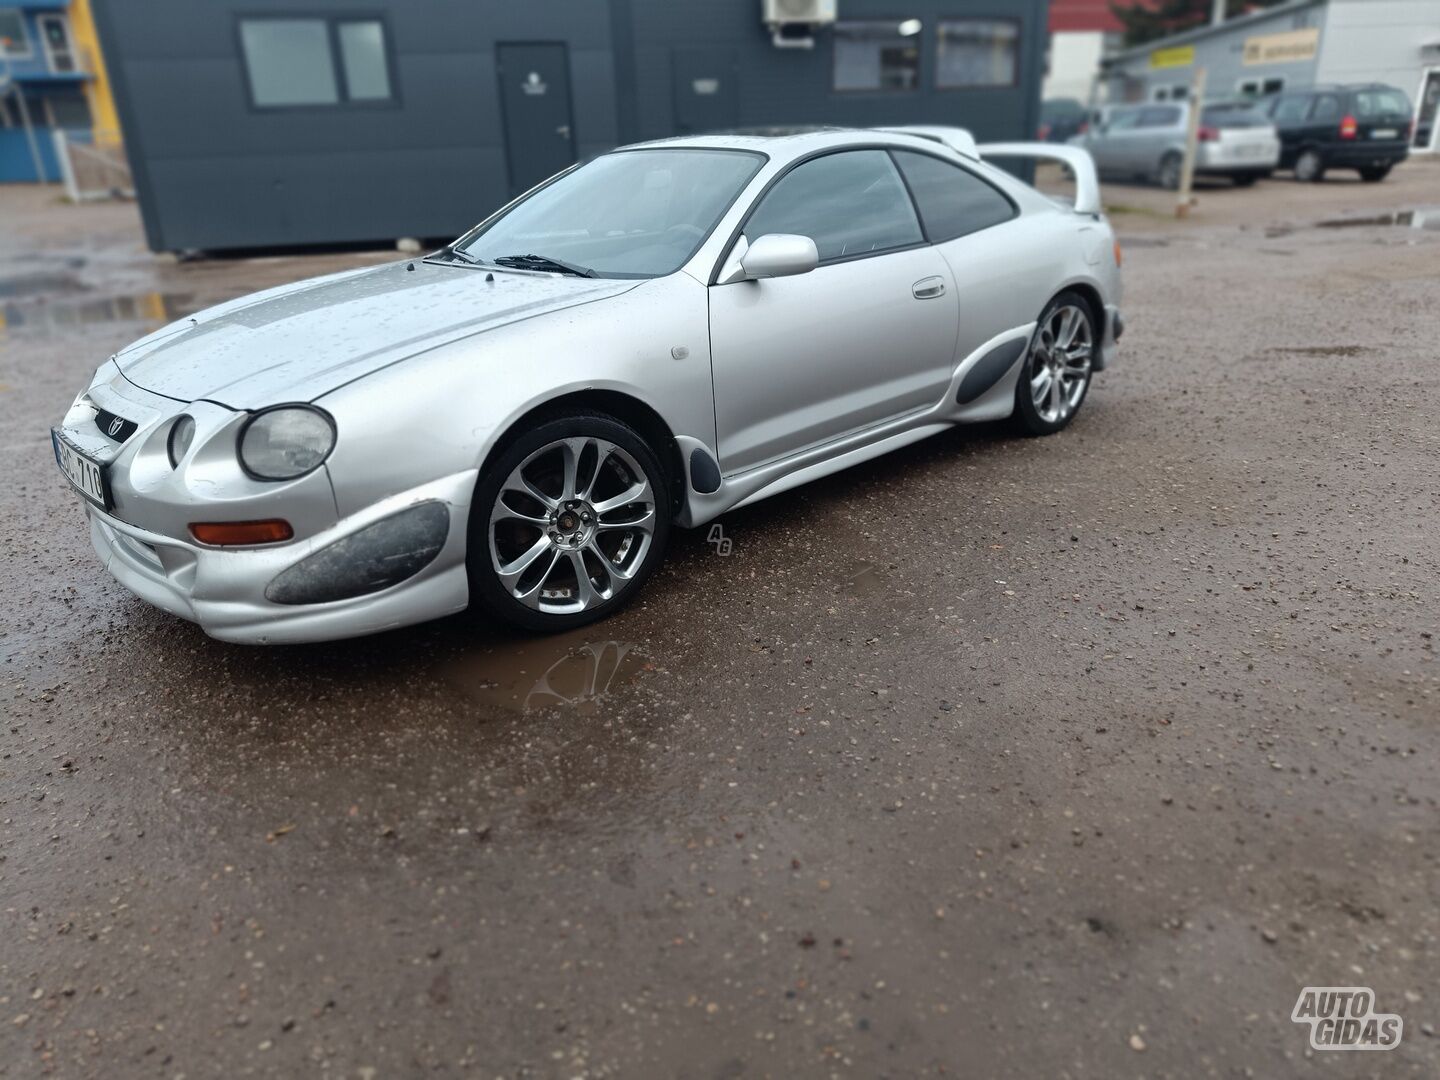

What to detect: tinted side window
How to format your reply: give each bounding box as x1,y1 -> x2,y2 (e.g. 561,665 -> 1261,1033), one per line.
1271,95 -> 1310,124
1310,94 -> 1341,121
746,150 -> 923,262
1137,105 -> 1182,128
891,151 -> 1015,242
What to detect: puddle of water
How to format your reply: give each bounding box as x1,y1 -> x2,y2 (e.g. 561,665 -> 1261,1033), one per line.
1316,208 -> 1440,231
440,633 -> 651,714
835,561 -> 888,597
0,291 -> 196,335
0,270 -> 89,299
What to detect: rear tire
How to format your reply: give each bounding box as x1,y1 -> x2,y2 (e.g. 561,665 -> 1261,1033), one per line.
1294,149 -> 1326,182
1012,292 -> 1096,438
1358,165 -> 1391,182
1157,153 -> 1182,191
467,411 -> 671,633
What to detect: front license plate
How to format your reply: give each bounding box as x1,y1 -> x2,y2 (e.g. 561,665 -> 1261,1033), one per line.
51,428 -> 112,510
1371,128 -> 1398,139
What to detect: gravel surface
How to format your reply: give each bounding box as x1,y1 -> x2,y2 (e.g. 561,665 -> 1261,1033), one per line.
2,166 -> 1438,1078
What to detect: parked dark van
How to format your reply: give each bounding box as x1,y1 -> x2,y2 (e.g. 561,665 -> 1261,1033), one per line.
1263,84 -> 1413,182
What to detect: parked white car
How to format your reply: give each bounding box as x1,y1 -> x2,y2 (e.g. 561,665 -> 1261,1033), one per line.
53,128 -> 1123,642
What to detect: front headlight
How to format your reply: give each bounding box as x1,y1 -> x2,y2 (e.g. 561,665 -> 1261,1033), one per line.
238,405 -> 336,481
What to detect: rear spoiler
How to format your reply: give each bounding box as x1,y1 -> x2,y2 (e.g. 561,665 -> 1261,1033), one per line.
975,143 -> 1103,217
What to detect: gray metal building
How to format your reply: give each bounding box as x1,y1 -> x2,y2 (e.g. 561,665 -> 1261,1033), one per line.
89,0 -> 1049,253
1100,0 -> 1440,152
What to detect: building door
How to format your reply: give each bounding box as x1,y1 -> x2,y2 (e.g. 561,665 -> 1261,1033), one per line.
496,43 -> 576,196
672,49 -> 739,136
1416,69 -> 1440,153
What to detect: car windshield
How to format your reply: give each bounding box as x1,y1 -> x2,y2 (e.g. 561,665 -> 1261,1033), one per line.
453,149 -> 765,279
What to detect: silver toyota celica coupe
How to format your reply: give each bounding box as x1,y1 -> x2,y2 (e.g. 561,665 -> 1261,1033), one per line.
52,127 -> 1122,643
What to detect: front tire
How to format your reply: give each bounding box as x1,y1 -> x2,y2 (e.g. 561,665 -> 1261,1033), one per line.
1012,292 -> 1096,437
467,412 -> 671,633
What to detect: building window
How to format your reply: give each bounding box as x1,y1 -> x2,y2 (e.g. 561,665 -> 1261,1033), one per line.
1151,84 -> 1190,102
1237,76 -> 1284,98
833,21 -> 921,93
0,9 -> 31,59
37,14 -> 76,73
239,17 -> 395,109
936,19 -> 1018,89
336,21 -> 391,101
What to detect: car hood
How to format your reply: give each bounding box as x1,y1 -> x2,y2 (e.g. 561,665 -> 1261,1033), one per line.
114,260 -> 639,410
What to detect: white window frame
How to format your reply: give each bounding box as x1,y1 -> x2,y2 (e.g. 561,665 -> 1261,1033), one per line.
0,8 -> 34,60
1415,66 -> 1440,154
35,12 -> 75,74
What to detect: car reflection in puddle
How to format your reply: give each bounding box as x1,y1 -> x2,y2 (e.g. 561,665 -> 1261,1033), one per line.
440,631 -> 652,714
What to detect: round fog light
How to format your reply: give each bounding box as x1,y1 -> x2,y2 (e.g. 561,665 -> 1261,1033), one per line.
168,414 -> 196,468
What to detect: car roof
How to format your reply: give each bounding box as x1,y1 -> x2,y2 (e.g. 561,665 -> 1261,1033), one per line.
624,127 -> 963,158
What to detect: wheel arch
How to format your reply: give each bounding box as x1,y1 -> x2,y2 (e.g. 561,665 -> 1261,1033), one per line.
475,389 -> 686,517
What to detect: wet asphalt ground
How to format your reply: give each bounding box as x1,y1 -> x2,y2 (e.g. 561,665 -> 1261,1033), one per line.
2,166 -> 1438,1078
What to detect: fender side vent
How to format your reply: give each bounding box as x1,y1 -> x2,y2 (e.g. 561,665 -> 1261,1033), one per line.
957,337 -> 1027,405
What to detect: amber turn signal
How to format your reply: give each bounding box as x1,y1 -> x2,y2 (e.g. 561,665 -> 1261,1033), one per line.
189,520 -> 294,546
1113,239 -> 1123,268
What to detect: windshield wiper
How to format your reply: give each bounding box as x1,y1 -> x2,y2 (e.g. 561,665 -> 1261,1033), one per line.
491,253 -> 598,278
424,245 -> 483,268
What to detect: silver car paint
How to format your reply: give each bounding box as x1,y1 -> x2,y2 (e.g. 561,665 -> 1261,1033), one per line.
54,129 -> 1121,643
1074,103 -> 1280,179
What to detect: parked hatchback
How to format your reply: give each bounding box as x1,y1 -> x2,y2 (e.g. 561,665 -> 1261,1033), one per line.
1072,101 -> 1280,188
1263,83 -> 1412,182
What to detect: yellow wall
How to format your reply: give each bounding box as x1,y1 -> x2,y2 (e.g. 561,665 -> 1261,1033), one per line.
68,0 -> 122,147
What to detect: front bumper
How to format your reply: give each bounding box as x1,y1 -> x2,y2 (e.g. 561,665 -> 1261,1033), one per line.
85,470 -> 476,644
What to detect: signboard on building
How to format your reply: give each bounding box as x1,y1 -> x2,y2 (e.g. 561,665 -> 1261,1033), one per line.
1150,45 -> 1195,69
1242,27 -> 1319,65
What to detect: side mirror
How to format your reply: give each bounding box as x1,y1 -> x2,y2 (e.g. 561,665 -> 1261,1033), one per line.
740,233 -> 819,280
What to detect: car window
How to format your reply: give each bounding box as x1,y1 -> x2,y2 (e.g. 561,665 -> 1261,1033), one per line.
1137,105 -> 1182,128
891,150 -> 1015,243
1270,95 -> 1310,124
1202,103 -> 1267,128
1105,108 -> 1143,132
745,150 -> 923,262
1309,94 -> 1341,121
1354,88 -> 1410,118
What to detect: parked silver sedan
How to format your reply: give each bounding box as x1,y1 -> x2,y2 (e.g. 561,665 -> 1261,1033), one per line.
52,128 -> 1123,643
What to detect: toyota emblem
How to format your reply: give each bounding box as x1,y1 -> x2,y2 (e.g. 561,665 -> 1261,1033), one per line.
108,417 -> 124,437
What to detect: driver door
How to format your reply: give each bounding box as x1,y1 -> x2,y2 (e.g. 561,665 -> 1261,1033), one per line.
707,149 -> 959,475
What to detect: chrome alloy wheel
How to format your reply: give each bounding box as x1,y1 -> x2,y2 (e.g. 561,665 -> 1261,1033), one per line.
487,437 -> 657,614
1029,304 -> 1093,425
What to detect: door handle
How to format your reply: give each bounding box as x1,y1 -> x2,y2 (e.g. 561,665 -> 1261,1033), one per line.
912,277 -> 946,300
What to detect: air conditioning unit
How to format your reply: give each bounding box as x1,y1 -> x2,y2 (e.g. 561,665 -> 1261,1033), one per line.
763,0 -> 836,27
